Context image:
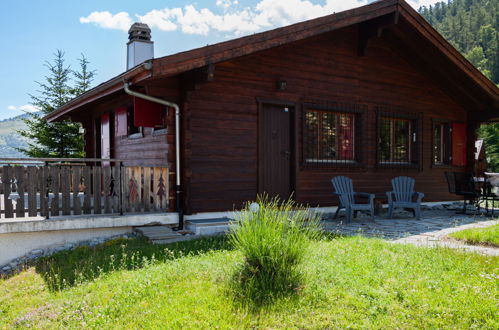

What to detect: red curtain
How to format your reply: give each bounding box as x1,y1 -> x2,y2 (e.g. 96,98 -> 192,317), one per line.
114,107 -> 127,137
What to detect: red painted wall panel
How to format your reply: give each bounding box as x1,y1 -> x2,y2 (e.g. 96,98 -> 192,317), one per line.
115,107 -> 128,136
452,122 -> 467,167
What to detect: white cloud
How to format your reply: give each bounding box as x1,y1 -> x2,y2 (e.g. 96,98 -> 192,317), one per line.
7,104 -> 39,113
80,11 -> 132,31
81,0 -> 443,36
216,0 -> 239,10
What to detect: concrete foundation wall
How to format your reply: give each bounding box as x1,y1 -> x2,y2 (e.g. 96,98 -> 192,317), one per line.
0,227 -> 131,266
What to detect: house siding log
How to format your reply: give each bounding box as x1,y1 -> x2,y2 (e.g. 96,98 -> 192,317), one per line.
183,26 -> 466,212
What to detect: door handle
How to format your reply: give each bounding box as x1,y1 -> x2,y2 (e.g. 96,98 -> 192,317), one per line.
283,150 -> 291,159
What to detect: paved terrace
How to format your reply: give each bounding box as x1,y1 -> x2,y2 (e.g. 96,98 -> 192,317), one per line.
321,203 -> 499,256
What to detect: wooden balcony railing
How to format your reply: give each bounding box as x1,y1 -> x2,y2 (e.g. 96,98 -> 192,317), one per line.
0,158 -> 171,219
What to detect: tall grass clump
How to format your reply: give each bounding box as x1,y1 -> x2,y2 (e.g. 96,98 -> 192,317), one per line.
228,196 -> 321,304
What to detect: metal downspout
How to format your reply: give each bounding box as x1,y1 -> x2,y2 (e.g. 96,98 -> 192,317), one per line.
124,82 -> 183,230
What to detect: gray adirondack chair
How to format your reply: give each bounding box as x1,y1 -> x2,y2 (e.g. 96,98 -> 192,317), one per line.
386,176 -> 425,220
331,176 -> 375,223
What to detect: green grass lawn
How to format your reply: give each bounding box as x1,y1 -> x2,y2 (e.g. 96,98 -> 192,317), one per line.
449,224 -> 499,247
1,236 -> 498,329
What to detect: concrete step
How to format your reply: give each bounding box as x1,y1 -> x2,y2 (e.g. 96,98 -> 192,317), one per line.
185,217 -> 233,236
134,225 -> 195,244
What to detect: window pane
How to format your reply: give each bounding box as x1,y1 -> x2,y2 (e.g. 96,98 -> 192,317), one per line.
393,120 -> 409,162
339,113 -> 354,160
379,118 -> 391,162
321,112 -> 337,159
304,110 -> 355,163
304,111 -> 318,159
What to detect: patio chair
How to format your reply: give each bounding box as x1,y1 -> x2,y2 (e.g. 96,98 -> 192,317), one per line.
386,176 -> 424,220
444,172 -> 480,214
331,176 -> 375,223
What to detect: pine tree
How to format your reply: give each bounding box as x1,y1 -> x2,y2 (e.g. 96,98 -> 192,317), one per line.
17,50 -> 95,158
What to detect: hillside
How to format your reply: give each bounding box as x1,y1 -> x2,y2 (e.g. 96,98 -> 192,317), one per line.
0,113 -> 31,158
419,0 -> 498,84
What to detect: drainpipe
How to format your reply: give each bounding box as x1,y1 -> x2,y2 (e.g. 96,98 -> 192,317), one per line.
124,82 -> 184,230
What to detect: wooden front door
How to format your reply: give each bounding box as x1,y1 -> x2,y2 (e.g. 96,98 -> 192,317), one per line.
259,103 -> 294,200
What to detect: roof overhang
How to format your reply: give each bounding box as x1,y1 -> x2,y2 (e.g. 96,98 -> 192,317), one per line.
45,0 -> 498,122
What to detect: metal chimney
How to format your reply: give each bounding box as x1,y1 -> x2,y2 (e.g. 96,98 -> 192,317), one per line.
127,23 -> 153,70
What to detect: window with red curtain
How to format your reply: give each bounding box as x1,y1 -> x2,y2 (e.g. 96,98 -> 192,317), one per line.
304,110 -> 355,163
134,96 -> 164,128
452,122 -> 467,167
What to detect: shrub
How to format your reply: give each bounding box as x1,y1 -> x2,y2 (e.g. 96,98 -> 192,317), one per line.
228,196 -> 321,304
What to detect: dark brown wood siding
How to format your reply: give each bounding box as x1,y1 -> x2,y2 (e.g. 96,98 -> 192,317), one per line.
184,25 -> 467,213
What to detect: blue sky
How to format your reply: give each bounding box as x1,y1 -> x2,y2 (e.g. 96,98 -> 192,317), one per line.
0,0 -> 439,120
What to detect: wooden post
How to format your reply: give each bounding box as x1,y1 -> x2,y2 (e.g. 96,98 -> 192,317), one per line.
83,166 -> 92,214
40,166 -> 50,218
103,166 -> 112,214
27,166 -> 37,217
61,166 -> 71,215
14,166 -> 25,217
2,166 -> 13,218
50,166 -> 60,217
93,166 -> 102,214
72,166 -> 82,216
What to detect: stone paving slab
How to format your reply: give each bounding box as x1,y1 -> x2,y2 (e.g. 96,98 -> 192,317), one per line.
322,208 -> 499,256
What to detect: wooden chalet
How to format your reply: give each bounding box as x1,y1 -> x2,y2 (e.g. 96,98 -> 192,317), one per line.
46,0 -> 499,220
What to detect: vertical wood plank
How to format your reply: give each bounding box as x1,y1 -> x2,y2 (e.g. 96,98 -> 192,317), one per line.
143,167 -> 151,212
83,166 -> 92,214
112,165 -> 121,214
2,166 -> 13,218
152,168 -> 160,211
27,166 -> 37,217
159,168 -> 168,210
50,166 -> 60,217
134,167 -> 142,212
40,167 -> 49,218
72,166 -> 82,216
123,166 -> 131,212
103,166 -> 112,214
14,166 -> 26,217
61,166 -> 71,215
93,166 -> 102,214
165,168 -> 170,210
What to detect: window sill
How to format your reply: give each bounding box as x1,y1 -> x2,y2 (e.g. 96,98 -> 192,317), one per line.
431,164 -> 452,169
152,128 -> 168,136
128,132 -> 144,140
302,160 -> 365,170
376,162 -> 419,169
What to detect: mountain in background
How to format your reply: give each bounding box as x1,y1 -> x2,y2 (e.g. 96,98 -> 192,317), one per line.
0,113 -> 32,158
419,0 -> 498,85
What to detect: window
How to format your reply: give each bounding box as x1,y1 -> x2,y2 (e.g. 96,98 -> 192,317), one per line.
379,117 -> 412,163
431,120 -> 467,167
432,121 -> 451,166
127,106 -> 143,137
304,110 -> 355,163
376,109 -> 421,168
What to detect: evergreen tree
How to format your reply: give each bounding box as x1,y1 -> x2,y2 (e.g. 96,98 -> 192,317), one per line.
419,0 -> 498,84
17,50 -> 95,158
